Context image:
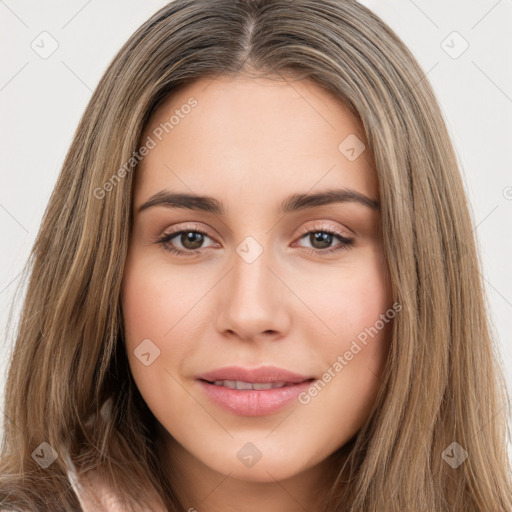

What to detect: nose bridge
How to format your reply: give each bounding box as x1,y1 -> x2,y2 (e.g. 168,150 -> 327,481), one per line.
232,244 -> 270,302
214,235 -> 290,340
231,239 -> 278,314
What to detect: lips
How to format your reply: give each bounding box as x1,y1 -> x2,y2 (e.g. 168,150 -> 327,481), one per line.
196,365 -> 314,385
208,380 -> 294,390
195,365 -> 316,416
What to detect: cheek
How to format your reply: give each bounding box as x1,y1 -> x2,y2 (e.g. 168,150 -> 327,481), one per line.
121,258 -> 198,424
121,255 -> 181,381
334,252 -> 392,374
300,250 -> 391,342
122,247 -> 194,343
122,268 -> 168,339
298,251 -> 392,428
121,252 -> 211,394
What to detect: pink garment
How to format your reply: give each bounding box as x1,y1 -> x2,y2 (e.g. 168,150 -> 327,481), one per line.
68,467 -> 168,512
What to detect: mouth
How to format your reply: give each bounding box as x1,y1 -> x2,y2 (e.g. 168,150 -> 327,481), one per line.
195,367 -> 316,416
199,378 -> 315,390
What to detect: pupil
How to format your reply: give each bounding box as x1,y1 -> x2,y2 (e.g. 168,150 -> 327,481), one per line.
311,232 -> 332,249
182,232 -> 203,249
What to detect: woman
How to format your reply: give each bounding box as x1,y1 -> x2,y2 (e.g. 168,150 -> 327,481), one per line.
1,0 -> 511,511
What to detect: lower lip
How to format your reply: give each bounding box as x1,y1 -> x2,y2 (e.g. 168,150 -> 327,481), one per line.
197,379 -> 314,417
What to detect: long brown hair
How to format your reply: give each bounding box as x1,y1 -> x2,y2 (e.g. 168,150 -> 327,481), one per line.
1,1 -> 511,510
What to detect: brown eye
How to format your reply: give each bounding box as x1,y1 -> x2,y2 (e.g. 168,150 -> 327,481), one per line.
179,231 -> 205,250
296,227 -> 354,254
157,227 -> 216,256
308,231 -> 335,250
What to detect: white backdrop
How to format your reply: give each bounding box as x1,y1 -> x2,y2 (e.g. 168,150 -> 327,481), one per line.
1,0 -> 511,458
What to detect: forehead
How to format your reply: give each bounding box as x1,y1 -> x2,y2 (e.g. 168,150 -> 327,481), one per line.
134,75 -> 378,208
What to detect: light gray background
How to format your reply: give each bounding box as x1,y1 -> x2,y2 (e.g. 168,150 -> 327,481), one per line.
1,0 -> 511,460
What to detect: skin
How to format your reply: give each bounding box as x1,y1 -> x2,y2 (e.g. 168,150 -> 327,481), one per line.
121,74 -> 393,512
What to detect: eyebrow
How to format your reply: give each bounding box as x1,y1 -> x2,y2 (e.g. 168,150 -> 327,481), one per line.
137,187 -> 380,215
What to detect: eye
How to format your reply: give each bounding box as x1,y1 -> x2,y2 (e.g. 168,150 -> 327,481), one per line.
156,224 -> 217,256
294,224 -> 354,254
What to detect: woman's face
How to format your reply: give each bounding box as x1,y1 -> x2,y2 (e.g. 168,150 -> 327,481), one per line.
122,75 -> 393,486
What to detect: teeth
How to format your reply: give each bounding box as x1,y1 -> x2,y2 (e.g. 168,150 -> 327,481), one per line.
236,381 -> 253,390
252,382 -> 276,390
211,380 -> 289,390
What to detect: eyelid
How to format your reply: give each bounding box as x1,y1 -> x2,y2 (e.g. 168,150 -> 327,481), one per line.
296,221 -> 352,240
156,223 -> 217,245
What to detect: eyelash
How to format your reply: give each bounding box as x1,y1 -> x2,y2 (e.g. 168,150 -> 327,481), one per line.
156,223 -> 354,257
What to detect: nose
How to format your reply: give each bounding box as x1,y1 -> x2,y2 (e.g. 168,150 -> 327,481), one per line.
214,243 -> 291,342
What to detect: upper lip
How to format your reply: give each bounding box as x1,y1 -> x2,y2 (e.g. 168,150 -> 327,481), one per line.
196,365 -> 315,384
